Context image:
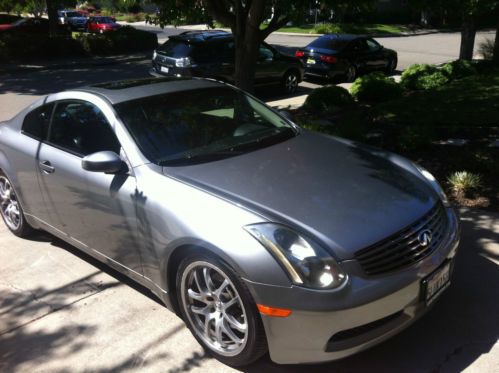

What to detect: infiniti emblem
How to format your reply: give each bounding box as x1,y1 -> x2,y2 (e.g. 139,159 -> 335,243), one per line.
418,229 -> 433,247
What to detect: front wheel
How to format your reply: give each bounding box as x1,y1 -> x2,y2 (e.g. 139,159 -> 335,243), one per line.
177,254 -> 267,367
0,173 -> 34,237
385,57 -> 398,75
281,70 -> 300,94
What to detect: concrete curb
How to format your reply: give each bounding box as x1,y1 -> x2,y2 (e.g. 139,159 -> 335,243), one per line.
0,54 -> 150,75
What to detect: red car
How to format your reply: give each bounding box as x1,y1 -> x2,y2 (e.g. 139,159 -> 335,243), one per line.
86,16 -> 121,33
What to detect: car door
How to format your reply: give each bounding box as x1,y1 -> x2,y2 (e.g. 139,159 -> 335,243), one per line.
37,98 -> 142,274
12,102 -> 55,224
255,43 -> 281,84
365,38 -> 387,70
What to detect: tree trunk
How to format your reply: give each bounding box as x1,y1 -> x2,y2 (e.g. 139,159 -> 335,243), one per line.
233,35 -> 260,92
459,13 -> 476,61
493,16 -> 499,63
46,0 -> 59,37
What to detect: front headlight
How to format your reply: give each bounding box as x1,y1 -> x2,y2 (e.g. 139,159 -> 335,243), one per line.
244,224 -> 346,289
415,164 -> 450,207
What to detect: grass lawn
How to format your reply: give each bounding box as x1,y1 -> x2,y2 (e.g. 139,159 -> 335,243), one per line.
271,23 -> 411,35
373,69 -> 499,127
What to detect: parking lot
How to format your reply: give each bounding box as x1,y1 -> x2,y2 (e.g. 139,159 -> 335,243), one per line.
0,30 -> 498,372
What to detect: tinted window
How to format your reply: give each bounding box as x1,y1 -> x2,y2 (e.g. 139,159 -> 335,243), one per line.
309,36 -> 349,51
259,44 -> 274,60
22,103 -> 54,140
347,39 -> 368,52
49,100 -> 120,157
366,38 -> 381,51
114,87 -> 296,165
157,39 -> 192,57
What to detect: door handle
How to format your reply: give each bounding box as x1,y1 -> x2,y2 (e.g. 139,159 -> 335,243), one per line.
39,161 -> 55,174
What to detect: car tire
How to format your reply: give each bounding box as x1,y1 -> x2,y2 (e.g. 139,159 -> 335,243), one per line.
0,172 -> 34,238
176,253 -> 267,367
385,57 -> 398,75
281,70 -> 300,94
345,64 -> 357,83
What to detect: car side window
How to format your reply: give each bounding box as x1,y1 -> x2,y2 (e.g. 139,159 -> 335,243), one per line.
22,103 -> 54,140
366,39 -> 381,51
48,100 -> 121,157
259,45 -> 274,61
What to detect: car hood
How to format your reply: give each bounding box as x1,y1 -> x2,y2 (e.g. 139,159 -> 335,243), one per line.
164,131 -> 437,259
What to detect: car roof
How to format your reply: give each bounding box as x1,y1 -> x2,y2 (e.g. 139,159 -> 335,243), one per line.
73,77 -> 226,105
170,30 -> 232,43
319,34 -> 365,41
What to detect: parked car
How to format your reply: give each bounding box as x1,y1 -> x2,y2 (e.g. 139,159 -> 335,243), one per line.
0,77 -> 460,367
57,10 -> 88,30
86,16 -> 121,33
295,34 -> 398,82
0,17 -> 49,33
151,30 -> 304,94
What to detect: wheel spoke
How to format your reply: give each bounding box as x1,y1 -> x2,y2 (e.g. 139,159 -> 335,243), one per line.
222,319 -> 244,344
222,296 -> 238,311
203,267 -> 214,292
204,312 -> 213,336
191,305 -> 209,315
187,288 -> 208,304
214,316 -> 225,347
224,313 -> 247,333
214,279 -> 229,298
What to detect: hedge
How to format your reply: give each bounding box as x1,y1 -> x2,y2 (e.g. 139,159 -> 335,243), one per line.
303,85 -> 354,114
351,72 -> 403,102
0,26 -> 157,62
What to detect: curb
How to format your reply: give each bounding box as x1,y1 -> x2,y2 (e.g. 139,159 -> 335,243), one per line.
0,54 -> 150,75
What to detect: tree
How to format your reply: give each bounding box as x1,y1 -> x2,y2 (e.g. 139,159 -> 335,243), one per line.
150,1 -> 372,92
411,0 -> 497,61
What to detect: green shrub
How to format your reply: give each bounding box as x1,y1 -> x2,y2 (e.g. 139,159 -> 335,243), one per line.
448,171 -> 482,196
75,26 -> 157,55
416,71 -> 449,90
479,38 -> 495,60
400,64 -> 450,90
441,60 -> 476,80
400,64 -> 437,90
350,72 -> 403,102
303,85 -> 354,114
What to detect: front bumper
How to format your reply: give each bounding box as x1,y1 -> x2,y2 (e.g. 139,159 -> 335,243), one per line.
245,207 -> 460,364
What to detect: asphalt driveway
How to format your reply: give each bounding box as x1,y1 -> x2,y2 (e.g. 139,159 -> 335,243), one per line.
0,208 -> 498,372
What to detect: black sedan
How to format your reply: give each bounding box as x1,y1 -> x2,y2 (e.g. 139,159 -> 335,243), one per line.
295,34 -> 398,82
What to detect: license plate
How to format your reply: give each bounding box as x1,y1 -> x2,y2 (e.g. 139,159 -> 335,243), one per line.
423,261 -> 451,305
160,66 -> 169,73
307,58 -> 316,65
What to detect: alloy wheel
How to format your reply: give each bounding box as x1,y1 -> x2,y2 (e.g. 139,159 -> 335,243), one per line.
284,73 -> 298,93
180,261 -> 249,356
0,176 -> 21,231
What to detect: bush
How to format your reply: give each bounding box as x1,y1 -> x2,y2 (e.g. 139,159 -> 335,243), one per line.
350,72 -> 403,102
75,26 -> 157,55
441,60 -> 476,80
400,63 -> 450,90
448,171 -> 482,196
303,85 -> 354,114
479,38 -> 495,60
397,125 -> 435,151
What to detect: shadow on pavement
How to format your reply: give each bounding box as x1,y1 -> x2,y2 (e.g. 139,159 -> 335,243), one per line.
243,210 -> 499,372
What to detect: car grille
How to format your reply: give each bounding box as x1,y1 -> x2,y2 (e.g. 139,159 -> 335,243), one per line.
355,203 -> 448,276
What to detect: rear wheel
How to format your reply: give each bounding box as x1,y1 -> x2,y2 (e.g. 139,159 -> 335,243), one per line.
281,70 -> 299,94
345,64 -> 357,82
177,254 -> 267,367
0,173 -> 34,237
385,57 -> 398,75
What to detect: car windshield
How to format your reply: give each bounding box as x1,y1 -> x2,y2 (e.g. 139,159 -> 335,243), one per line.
96,17 -> 114,23
114,87 -> 298,165
65,12 -> 81,17
157,39 -> 192,57
309,36 -> 350,51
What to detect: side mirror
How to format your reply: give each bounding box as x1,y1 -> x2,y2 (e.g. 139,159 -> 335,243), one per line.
82,151 -> 125,174
279,110 -> 294,121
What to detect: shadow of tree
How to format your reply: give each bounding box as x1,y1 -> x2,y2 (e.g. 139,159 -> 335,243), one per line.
242,210 -> 499,372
